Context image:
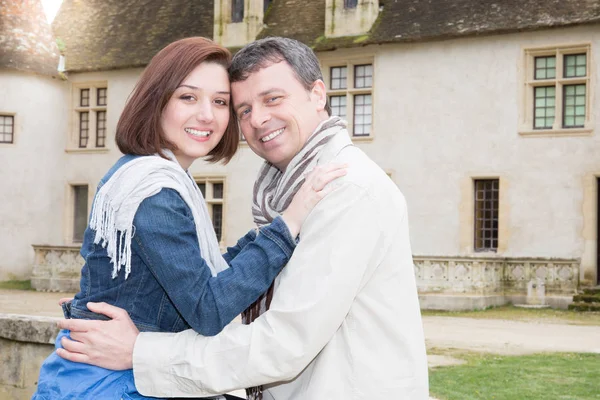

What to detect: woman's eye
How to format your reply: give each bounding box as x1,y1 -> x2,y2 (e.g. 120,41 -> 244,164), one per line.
214,99 -> 228,106
180,95 -> 196,101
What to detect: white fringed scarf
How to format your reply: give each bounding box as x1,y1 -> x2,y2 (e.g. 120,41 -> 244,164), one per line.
89,150 -> 229,280
243,116 -> 349,400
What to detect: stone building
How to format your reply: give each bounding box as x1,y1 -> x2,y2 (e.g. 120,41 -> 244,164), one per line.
2,0 -> 600,309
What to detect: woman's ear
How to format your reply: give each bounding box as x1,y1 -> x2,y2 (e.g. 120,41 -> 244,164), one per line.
311,79 -> 328,112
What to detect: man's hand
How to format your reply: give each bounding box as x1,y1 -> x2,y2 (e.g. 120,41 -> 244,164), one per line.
56,302 -> 139,370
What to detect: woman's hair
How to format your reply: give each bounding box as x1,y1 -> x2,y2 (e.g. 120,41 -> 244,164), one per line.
116,37 -> 239,163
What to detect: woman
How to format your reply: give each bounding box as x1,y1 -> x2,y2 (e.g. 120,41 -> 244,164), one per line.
33,37 -> 345,400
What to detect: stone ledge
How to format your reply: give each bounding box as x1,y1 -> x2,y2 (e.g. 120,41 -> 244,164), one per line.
0,314 -> 60,344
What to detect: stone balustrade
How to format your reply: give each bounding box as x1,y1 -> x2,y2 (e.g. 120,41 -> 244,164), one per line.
414,256 -> 579,310
31,245 -> 83,292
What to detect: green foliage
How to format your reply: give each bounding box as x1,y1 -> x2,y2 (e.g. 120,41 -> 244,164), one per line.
0,280 -> 33,290
55,38 -> 66,53
430,353 -> 600,400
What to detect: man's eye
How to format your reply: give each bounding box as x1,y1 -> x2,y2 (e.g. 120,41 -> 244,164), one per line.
267,96 -> 281,103
238,108 -> 251,119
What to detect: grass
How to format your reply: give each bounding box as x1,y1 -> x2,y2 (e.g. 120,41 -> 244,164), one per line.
0,280 -> 33,290
422,304 -> 600,326
429,352 -> 600,400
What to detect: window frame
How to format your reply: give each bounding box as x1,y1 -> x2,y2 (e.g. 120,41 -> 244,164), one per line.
321,57 -> 375,140
64,182 -> 91,245
473,179 -> 500,253
231,0 -> 244,23
194,176 -> 227,245
0,113 -> 16,145
68,82 -> 109,152
520,44 -> 593,137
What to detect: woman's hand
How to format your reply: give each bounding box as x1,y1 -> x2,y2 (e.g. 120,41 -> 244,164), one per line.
281,163 -> 348,237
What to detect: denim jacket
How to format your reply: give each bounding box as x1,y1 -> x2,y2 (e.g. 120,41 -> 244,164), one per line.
34,154 -> 295,399
65,154 -> 296,335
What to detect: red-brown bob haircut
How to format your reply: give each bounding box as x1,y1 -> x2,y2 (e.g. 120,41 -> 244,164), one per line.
116,37 -> 238,163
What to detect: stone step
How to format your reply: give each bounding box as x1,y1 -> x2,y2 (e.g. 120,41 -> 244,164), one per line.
572,294 -> 600,303
568,302 -> 600,312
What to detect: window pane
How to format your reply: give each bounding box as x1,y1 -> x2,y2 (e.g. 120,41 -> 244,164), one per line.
0,115 -> 14,144
329,95 -> 347,119
96,111 -> 106,148
97,88 -> 107,106
330,66 -> 347,90
212,204 -> 223,241
213,183 -> 224,199
79,112 -> 89,148
231,0 -> 244,22
474,179 -> 499,252
564,53 -> 586,78
344,0 -> 358,8
353,94 -> 372,136
197,182 -> 206,197
533,86 -> 555,129
73,185 -> 88,242
534,56 -> 555,80
563,84 -> 586,128
80,89 -> 90,107
354,64 -> 373,88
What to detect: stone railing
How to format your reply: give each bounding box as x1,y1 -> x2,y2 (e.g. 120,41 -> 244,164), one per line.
0,313 -> 58,398
414,256 -> 579,310
31,245 -> 83,292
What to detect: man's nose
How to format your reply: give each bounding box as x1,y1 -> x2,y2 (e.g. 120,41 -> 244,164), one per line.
250,105 -> 270,128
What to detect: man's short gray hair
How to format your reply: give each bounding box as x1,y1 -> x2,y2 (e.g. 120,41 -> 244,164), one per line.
229,37 -> 332,115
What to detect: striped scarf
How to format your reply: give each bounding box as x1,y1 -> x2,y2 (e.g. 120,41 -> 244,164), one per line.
242,116 -> 347,400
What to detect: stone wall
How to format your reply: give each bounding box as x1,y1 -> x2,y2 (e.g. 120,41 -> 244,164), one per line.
0,314 -> 57,399
31,245 -> 82,292
415,256 -> 579,310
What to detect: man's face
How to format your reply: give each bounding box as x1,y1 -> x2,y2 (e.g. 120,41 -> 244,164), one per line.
232,61 -> 327,170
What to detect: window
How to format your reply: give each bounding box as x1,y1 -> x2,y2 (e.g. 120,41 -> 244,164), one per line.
474,179 -> 499,252
72,185 -> 88,242
264,0 -> 272,12
72,84 -> 108,150
232,0 -> 244,22
325,61 -> 374,137
196,178 -> 225,242
523,45 -> 591,134
0,115 -> 14,144
344,0 -> 358,8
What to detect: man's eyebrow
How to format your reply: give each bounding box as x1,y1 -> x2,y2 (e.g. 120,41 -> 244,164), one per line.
176,84 -> 230,95
234,88 -> 283,110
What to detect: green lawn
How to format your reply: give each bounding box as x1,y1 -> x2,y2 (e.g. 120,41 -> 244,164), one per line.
0,280 -> 33,290
422,305 -> 600,326
430,352 -> 600,400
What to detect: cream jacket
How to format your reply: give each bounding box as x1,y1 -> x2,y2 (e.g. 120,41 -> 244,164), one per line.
133,133 -> 429,399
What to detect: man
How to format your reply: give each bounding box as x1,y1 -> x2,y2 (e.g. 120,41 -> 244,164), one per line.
58,37 -> 429,399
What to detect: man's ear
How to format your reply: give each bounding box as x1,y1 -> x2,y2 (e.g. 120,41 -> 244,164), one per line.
311,79 -> 327,112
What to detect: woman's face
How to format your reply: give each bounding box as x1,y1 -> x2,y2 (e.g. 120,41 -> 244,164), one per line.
161,62 -> 231,169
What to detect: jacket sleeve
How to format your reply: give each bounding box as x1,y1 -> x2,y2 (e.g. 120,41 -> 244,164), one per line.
132,182 -> 395,397
222,229 -> 258,264
131,188 -> 295,337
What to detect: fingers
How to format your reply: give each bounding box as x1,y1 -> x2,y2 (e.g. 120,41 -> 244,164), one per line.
86,302 -> 129,320
305,163 -> 348,192
61,336 -> 87,352
58,297 -> 74,306
311,168 -> 347,192
57,318 -> 94,332
56,347 -> 90,364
